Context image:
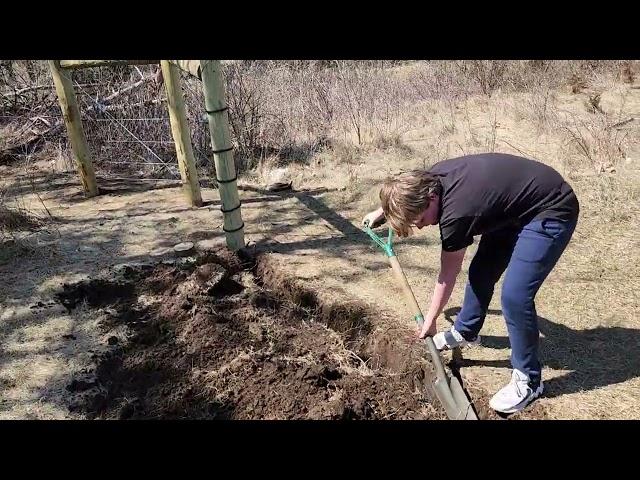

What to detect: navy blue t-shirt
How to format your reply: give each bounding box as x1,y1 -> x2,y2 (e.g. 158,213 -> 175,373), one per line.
428,153 -> 580,252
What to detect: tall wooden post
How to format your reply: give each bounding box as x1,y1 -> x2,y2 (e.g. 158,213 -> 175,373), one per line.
160,61 -> 203,207
48,60 -> 98,197
200,60 -> 245,250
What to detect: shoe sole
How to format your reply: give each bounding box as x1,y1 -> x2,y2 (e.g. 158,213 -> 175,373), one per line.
490,384 -> 544,414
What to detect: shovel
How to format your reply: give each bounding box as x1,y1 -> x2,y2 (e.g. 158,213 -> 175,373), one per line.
363,220 -> 478,420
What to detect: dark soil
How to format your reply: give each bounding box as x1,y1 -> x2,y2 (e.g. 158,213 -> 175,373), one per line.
56,249 -> 448,420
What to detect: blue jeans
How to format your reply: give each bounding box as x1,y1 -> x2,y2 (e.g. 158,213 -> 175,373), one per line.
453,217 -> 578,387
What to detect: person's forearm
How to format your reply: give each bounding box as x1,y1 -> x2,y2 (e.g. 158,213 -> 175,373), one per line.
423,248 -> 466,327
424,272 -> 458,324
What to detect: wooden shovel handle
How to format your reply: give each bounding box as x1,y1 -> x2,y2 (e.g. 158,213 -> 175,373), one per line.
388,255 -> 424,322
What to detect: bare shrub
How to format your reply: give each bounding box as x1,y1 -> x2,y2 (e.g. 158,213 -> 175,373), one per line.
2,59 -> 637,178
518,85 -> 559,133
555,110 -> 631,173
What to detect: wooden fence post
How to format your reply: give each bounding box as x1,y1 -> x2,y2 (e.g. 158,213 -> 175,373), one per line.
200,60 -> 245,250
161,60 -> 203,207
48,60 -> 98,197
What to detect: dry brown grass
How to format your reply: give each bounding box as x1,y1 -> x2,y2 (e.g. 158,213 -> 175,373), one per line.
4,60 -> 635,177
0,204 -> 40,232
0,188 -> 45,261
555,110 -> 632,174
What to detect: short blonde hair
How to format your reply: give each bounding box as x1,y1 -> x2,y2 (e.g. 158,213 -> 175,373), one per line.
379,169 -> 441,237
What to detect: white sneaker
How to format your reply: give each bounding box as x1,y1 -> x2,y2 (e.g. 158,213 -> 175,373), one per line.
433,326 -> 481,351
489,369 -> 544,414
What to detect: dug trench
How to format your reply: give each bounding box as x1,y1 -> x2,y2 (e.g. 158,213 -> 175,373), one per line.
55,248 -> 493,420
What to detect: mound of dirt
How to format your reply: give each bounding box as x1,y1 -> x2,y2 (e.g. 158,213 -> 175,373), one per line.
57,249 -> 446,420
